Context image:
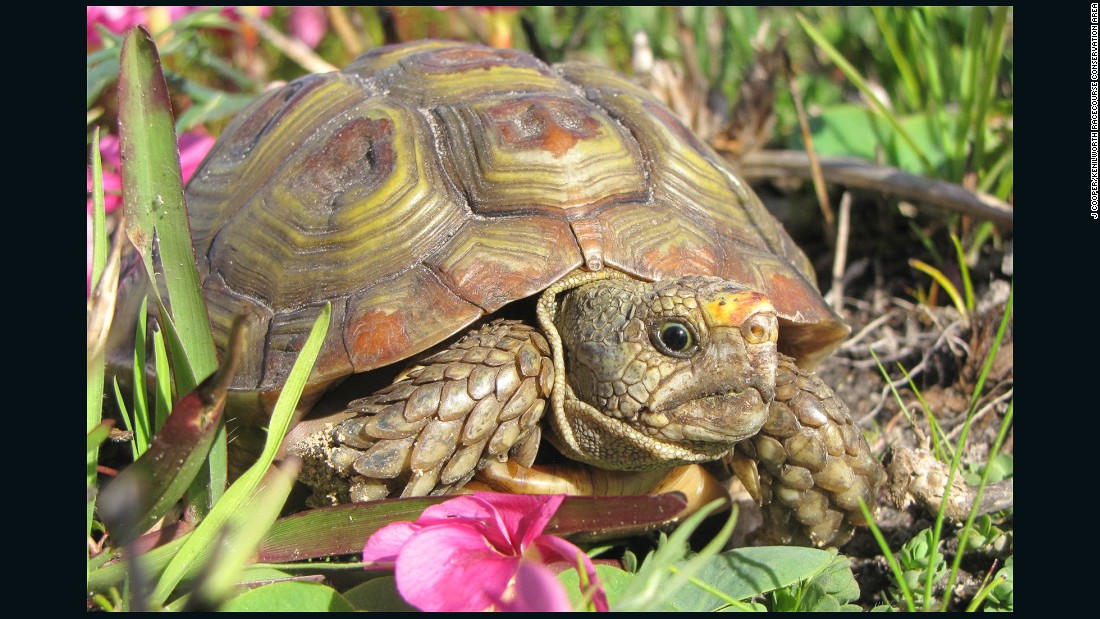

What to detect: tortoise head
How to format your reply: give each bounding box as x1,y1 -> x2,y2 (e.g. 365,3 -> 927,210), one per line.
537,271 -> 779,471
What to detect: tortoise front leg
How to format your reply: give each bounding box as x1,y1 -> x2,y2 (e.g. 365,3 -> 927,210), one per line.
293,319 -> 554,504
728,355 -> 887,547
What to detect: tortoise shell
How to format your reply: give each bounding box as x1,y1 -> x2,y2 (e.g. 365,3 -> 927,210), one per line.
183,40 -> 847,410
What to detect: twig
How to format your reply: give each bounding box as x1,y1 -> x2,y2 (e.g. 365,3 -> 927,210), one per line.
945,388 -> 1013,441
859,317 -> 968,423
733,149 -> 1013,228
326,6 -> 364,57
827,191 -> 852,313
783,53 -> 834,230
839,311 -> 894,350
238,11 -> 338,74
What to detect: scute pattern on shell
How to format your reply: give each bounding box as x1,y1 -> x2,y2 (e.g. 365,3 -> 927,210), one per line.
184,40 -> 846,402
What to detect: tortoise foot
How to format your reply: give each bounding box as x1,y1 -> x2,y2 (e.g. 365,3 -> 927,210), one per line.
730,356 -> 886,548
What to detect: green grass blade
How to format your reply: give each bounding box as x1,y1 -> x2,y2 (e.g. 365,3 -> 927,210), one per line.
896,362 -> 952,461
194,459 -> 302,608
950,234 -> 975,313
979,149 -> 1014,194
87,123 -> 108,453
88,420 -> 113,577
151,304 -> 331,606
117,25 -> 223,509
859,498 -> 915,612
613,499 -> 732,611
130,296 -> 151,455
117,24 -> 217,388
966,279 -> 1012,415
871,7 -> 921,111
950,7 -> 983,174
89,129 -> 107,293
920,281 -> 1012,610
88,144 -> 123,570
152,326 -> 172,432
112,378 -> 139,460
873,344 -> 952,461
797,13 -> 933,174
972,7 -> 1009,175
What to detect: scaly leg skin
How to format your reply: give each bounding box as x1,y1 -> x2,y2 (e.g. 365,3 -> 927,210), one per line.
728,355 -> 887,548
292,319 -> 554,506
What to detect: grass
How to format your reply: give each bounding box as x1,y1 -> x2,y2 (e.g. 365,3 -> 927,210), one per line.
87,6 -> 1012,612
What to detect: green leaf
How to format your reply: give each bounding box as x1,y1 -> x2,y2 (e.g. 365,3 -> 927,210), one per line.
115,26 -> 211,395
118,25 -> 216,382
661,547 -> 837,611
795,554 -> 862,611
797,14 -> 934,174
791,104 -> 956,175
546,493 -> 689,537
87,126 -> 111,570
87,421 -> 113,455
220,582 -> 354,612
257,492 -> 689,563
257,497 -> 449,563
613,500 -> 735,611
344,577 -> 417,612
559,564 -> 635,609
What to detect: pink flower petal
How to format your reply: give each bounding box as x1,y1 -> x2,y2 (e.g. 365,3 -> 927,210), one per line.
362,521 -> 421,568
495,560 -> 575,612
98,134 -> 121,162
87,6 -> 147,45
466,492 -> 565,551
468,492 -> 563,553
177,131 -> 215,183
533,534 -> 609,612
394,523 -> 517,612
418,494 -> 515,552
289,6 -> 328,48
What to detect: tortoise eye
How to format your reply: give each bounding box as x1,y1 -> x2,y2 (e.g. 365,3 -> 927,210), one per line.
653,321 -> 697,356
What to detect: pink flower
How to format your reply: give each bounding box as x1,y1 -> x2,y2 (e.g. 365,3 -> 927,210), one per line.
86,130 -> 215,293
288,6 -> 328,48
176,131 -> 217,184
362,493 -> 608,612
87,6 -> 147,46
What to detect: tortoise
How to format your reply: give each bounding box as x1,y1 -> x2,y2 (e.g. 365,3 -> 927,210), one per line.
121,40 -> 885,547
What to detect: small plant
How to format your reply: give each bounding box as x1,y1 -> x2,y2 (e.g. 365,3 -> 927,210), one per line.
893,528 -> 948,608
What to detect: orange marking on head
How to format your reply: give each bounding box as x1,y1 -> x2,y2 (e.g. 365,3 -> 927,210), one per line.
703,291 -> 774,327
